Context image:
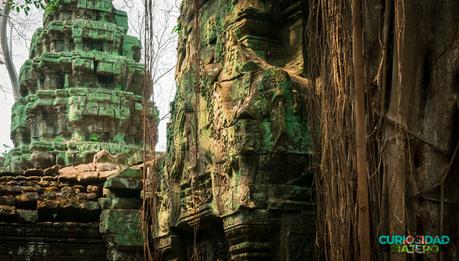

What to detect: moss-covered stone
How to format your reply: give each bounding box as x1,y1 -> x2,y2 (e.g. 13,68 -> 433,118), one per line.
99,197 -> 140,210
99,209 -> 141,236
17,209 -> 38,223
104,177 -> 142,191
155,0 -> 314,259
108,234 -> 143,248
117,168 -> 141,179
3,0 -> 157,173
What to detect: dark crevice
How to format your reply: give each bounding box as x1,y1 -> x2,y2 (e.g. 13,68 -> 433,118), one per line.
383,6 -> 395,113
97,75 -> 114,85
413,142 -> 423,169
56,75 -> 65,89
450,74 -> 459,153
420,51 -> 432,121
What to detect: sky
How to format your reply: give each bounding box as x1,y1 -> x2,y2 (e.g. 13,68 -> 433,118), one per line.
0,0 -> 178,153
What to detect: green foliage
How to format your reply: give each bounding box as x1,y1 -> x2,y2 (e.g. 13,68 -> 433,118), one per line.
171,23 -> 181,34
8,0 -> 58,15
54,135 -> 65,142
1,144 -> 11,157
89,133 -> 100,142
113,134 -> 126,144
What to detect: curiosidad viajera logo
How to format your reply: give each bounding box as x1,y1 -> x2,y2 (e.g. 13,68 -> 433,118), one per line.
378,234 -> 450,254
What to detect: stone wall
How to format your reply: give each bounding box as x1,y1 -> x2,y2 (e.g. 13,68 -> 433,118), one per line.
0,222 -> 107,261
154,0 -> 314,259
0,161 -> 145,261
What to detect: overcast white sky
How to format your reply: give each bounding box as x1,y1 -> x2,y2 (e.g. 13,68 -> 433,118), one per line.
0,0 -> 178,153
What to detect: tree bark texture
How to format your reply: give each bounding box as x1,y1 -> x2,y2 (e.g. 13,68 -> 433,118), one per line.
352,0 -> 371,260
308,0 -> 459,260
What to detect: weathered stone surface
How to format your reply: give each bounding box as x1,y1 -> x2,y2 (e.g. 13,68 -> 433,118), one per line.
117,167 -> 141,179
0,205 -> 16,217
0,222 -> 107,261
152,0 -> 313,259
99,198 -> 111,209
103,188 -> 114,197
99,197 -> 141,210
100,209 -> 141,235
16,209 -> 38,223
99,174 -> 143,259
2,0 -> 157,173
15,192 -> 39,209
87,192 -> 99,200
0,196 -> 15,206
104,177 -> 142,191
107,248 -> 143,261
107,234 -> 143,248
0,185 -> 21,195
87,185 -> 99,194
44,165 -> 60,176
36,197 -> 101,222
23,168 -> 44,176
58,162 -> 122,183
0,172 -> 109,223
0,1 -> 147,260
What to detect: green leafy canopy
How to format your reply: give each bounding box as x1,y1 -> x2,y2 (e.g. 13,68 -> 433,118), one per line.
8,0 -> 58,15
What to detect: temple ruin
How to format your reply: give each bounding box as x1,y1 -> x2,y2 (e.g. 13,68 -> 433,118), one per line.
0,0 -> 154,260
4,0 -> 153,173
153,0 -> 314,259
0,0 -> 315,260
1,0 -> 457,260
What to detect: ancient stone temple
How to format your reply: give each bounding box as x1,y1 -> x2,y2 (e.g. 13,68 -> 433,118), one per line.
3,0 -> 154,173
0,1 -> 154,260
153,0 -> 314,259
0,0 -> 316,260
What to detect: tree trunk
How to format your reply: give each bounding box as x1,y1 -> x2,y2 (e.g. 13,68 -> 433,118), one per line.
0,0 -> 19,99
352,0 -> 371,260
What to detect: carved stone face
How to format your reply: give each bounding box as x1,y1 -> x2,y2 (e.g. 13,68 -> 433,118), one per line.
164,0 -> 313,216
157,1 -> 314,259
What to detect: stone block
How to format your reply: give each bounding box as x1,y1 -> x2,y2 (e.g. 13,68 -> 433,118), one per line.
44,165 -> 60,176
0,184 -> 21,195
87,185 -> 99,193
0,205 -> 16,220
37,198 -> 100,222
80,201 -> 101,212
99,198 -> 111,209
104,177 -> 142,191
99,197 -> 140,210
117,168 -> 141,179
87,192 -> 98,200
17,209 -> 38,223
99,209 -> 141,235
77,171 -> 99,183
15,192 -> 39,209
0,195 -> 15,206
23,168 -> 44,176
0,205 -> 16,215
107,247 -> 143,261
108,234 -> 143,248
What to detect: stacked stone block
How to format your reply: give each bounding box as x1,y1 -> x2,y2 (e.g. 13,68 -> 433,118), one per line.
0,173 -> 102,223
0,1 -> 152,260
100,167 -> 144,261
3,0 -> 156,173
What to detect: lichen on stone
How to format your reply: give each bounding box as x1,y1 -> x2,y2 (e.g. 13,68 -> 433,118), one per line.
3,0 -> 157,173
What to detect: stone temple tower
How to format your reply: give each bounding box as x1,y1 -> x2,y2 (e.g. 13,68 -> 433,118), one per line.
3,0 -> 156,173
